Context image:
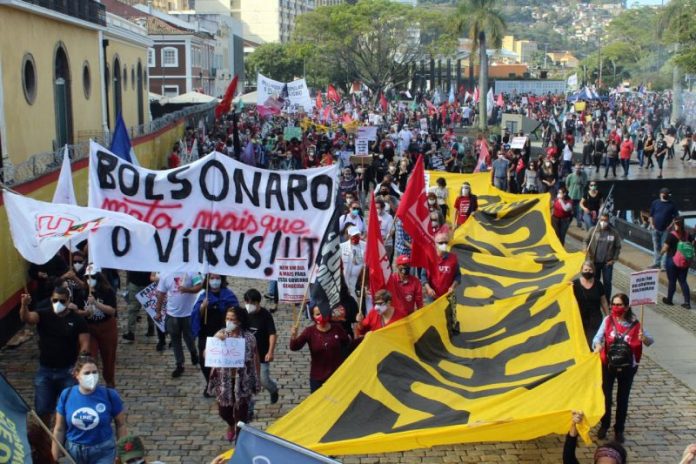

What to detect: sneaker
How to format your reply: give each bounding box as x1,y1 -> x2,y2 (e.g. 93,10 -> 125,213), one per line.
597,425 -> 608,439
614,431 -> 625,443
156,341 -> 165,352
122,332 -> 135,343
681,303 -> 692,309
171,365 -> 184,378
270,391 -> 279,404
191,351 -> 199,366
662,297 -> 674,306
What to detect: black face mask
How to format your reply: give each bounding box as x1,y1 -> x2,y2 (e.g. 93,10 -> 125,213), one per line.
581,271 -> 594,279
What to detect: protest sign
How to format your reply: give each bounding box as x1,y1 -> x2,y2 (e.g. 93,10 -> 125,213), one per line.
135,283 -> 166,333
510,136 -> 528,150
629,269 -> 659,306
284,126 -> 302,141
276,257 -> 309,303
287,78 -> 314,112
88,141 -> 339,279
357,126 -> 378,141
257,74 -> 285,106
419,118 -> 428,132
205,336 -> 246,368
355,138 -> 369,156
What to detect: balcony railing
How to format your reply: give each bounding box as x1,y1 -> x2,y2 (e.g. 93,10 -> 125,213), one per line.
0,102 -> 216,187
21,0 -> 106,27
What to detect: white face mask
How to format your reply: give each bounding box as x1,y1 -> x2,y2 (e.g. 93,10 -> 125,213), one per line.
87,278 -> 97,288
209,279 -> 222,290
428,199 -> 436,205
376,303 -> 388,314
79,373 -> 99,391
52,301 -> 67,315
245,303 -> 258,313
557,193 -> 564,199
462,188 -> 470,195
438,243 -> 448,252
599,221 -> 608,229
226,320 -> 237,331
73,262 -> 84,272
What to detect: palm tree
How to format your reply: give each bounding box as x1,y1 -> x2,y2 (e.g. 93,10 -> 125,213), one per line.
656,0 -> 691,124
456,0 -> 506,131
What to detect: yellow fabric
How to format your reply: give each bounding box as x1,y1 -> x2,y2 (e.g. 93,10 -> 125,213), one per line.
217,176 -> 603,460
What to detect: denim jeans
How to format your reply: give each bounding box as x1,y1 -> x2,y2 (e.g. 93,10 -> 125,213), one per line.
620,158 -> 630,176
582,211 -> 598,231
604,157 -> 617,177
651,229 -> 669,267
595,262 -> 614,301
66,437 -> 116,464
267,280 -> 278,303
249,362 -> 279,415
493,177 -> 507,191
637,149 -> 644,166
165,315 -> 196,367
34,365 -> 75,417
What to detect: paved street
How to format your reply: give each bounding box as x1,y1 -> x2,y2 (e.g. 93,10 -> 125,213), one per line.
2,232 -> 696,464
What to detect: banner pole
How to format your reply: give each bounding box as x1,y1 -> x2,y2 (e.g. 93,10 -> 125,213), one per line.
204,275 -> 210,326
357,265 -> 367,318
29,410 -> 78,464
294,263 -> 317,330
640,304 -> 644,328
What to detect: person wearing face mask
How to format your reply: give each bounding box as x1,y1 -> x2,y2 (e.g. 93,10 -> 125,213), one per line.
355,290 -> 406,337
290,305 -> 350,393
340,226 -> 367,303
649,187 -> 679,269
338,168 -> 357,198
53,356 -> 127,464
654,133 -> 668,179
372,150 -> 389,184
207,306 -> 260,442
580,182 -> 604,231
551,187 -> 574,246
592,293 -> 654,443
572,261 -> 609,349
585,213 -> 622,301
60,251 -> 89,308
428,177 -> 449,220
386,255 -> 423,314
76,265 -> 118,388
453,182 -> 478,227
659,217 -> 693,309
244,289 -> 279,414
20,285 -> 90,426
375,200 -> 395,259
29,251 -> 68,302
191,274 -> 239,396
339,201 -> 365,235
565,163 -> 588,228
422,231 -> 461,301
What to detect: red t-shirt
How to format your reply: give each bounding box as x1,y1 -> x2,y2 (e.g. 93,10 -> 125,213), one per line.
289,323 -> 350,381
552,198 -> 574,219
356,306 -> 406,336
168,152 -> 181,169
454,196 -> 472,225
386,274 -> 423,315
619,140 -> 634,160
426,252 -> 461,297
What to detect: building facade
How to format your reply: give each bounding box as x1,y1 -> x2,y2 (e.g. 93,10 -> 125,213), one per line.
230,0 -> 315,44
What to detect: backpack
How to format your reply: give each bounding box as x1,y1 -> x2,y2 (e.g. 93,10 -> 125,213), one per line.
672,231 -> 694,269
606,318 -> 636,369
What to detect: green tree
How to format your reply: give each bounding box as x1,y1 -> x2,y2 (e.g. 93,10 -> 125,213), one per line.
456,0 -> 506,130
292,0 -> 454,93
245,43 -> 303,83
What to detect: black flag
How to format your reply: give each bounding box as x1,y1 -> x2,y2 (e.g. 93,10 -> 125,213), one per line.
310,194 -> 344,318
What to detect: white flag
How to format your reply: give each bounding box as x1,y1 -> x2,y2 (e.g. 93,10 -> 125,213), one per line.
52,145 -> 76,205
567,74 -> 578,88
486,87 -> 495,117
3,190 -> 155,265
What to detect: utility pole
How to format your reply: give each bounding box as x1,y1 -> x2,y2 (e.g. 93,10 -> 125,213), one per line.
543,43 -> 548,69
598,35 -> 602,86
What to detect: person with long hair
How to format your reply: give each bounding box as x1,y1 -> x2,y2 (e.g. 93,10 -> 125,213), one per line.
659,217 -> 693,309
563,411 -> 626,464
592,293 -> 654,443
206,306 -> 260,443
52,356 -> 127,464
572,261 -> 609,349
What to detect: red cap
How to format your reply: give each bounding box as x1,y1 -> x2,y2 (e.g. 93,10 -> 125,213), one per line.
396,255 -> 411,265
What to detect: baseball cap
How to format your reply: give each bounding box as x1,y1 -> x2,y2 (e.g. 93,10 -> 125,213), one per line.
117,435 -> 145,462
347,226 -> 361,237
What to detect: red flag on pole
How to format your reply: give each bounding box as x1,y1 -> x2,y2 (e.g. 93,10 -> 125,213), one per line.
496,93 -> 504,107
473,139 -> 490,173
215,75 -> 238,119
316,91 -> 323,109
327,84 -> 340,104
379,92 -> 388,113
395,156 -> 437,269
365,192 -> 391,296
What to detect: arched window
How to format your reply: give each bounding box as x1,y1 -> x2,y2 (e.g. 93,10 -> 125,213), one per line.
82,61 -> 91,99
113,56 -> 122,120
136,61 -> 144,126
54,43 -> 73,147
22,53 -> 37,105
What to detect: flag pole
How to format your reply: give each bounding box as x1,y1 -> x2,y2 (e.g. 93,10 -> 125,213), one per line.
357,265 -> 367,317
28,410 -> 78,464
294,262 -> 317,330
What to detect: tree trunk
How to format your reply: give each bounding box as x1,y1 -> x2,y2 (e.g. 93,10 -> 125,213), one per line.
671,62 -> 683,124
468,53 -> 474,91
478,32 -> 488,131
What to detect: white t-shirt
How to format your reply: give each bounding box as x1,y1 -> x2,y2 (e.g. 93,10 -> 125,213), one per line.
563,145 -> 573,162
378,212 -> 394,242
156,272 -> 202,318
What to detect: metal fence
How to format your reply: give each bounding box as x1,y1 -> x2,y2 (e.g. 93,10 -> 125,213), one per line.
0,102 -> 216,187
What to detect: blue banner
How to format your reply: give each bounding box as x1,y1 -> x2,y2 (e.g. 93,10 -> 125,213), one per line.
0,373 -> 31,464
230,423 -> 340,464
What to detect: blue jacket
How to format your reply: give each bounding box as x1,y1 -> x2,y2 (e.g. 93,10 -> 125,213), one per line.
191,288 -> 239,337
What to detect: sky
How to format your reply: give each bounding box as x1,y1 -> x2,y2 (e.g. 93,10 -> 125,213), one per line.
629,0 -> 668,6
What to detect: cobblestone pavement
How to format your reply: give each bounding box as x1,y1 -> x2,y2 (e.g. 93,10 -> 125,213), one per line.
2,264 -> 695,463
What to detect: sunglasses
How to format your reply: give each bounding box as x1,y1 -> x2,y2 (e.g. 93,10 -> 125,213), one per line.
51,298 -> 68,304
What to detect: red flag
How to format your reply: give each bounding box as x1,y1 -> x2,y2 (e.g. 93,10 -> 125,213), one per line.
342,113 -> 353,124
395,156 -> 437,269
327,84 -> 340,104
365,193 -> 391,296
316,91 -> 323,109
473,86 -> 480,103
496,93 -> 504,107
473,139 -> 490,173
215,75 -> 238,119
379,92 -> 388,113
321,105 -> 331,122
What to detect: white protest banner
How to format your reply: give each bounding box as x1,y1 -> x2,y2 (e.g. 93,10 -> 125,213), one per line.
256,74 -> 285,106
419,118 -> 428,132
286,78 -> 313,112
510,136 -> 528,150
357,126 -> 378,141
205,336 -> 246,368
88,141 -> 339,278
276,257 -> 308,303
629,269 -> 659,306
355,138 -> 369,156
135,283 -> 166,333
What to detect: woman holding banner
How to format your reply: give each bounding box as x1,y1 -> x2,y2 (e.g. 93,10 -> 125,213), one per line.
592,293 -> 654,443
207,306 -> 259,443
192,274 -> 239,397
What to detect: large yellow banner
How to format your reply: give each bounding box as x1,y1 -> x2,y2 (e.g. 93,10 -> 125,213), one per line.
219,172 -> 602,459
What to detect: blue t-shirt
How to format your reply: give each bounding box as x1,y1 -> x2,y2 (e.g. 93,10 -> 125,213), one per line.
650,199 -> 679,231
57,386 -> 124,445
